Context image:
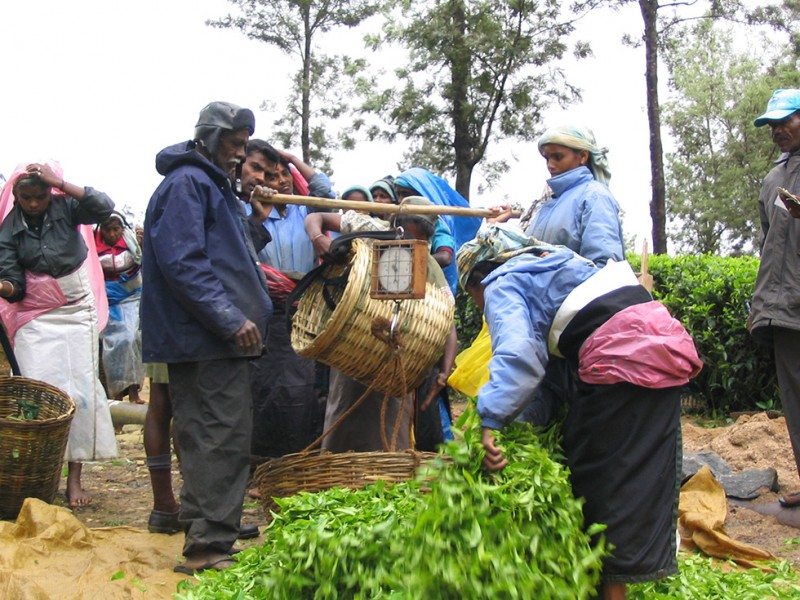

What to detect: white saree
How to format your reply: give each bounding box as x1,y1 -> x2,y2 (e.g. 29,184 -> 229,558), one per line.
14,264 -> 117,462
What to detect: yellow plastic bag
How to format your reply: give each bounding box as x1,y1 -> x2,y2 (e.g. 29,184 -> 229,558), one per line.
448,319 -> 492,397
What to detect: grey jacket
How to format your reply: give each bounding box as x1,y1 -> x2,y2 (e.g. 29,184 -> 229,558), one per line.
749,151 -> 800,342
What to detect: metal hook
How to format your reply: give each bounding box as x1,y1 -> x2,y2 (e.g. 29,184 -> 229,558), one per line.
389,300 -> 402,341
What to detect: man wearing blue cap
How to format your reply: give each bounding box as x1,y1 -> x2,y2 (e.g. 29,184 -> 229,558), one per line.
749,89 -> 800,508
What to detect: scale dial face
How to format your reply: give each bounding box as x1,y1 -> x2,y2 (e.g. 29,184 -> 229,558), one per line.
377,246 -> 413,293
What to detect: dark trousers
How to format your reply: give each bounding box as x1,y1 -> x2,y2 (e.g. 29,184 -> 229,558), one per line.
774,327 -> 800,476
169,358 -> 252,556
250,308 -> 323,458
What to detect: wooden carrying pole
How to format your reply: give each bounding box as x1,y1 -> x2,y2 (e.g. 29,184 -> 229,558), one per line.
638,239 -> 654,292
252,189 -> 520,219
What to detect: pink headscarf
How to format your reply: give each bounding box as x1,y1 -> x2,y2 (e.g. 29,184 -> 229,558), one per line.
0,162 -> 108,341
290,164 -> 309,196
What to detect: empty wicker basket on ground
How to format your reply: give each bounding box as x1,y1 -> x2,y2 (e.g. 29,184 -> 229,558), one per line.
0,376 -> 75,519
290,238 -> 454,398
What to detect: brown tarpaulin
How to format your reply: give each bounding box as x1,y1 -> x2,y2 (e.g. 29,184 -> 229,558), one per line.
0,498 -> 186,599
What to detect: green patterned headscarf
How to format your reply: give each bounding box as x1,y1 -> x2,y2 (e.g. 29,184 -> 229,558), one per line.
537,125 -> 611,185
456,224 -> 557,289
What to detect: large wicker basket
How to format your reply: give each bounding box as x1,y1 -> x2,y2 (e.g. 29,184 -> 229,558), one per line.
254,449 -> 444,515
291,239 -> 454,398
0,376 -> 75,519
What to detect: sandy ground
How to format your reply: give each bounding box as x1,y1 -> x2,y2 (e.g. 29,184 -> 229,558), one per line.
682,412 -> 800,566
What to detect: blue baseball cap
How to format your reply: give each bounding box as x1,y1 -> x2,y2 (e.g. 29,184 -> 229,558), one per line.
754,89 -> 800,127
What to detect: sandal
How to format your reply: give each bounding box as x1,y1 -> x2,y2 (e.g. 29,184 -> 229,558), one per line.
173,556 -> 234,576
779,491 -> 800,508
148,509 -> 181,534
238,524 -> 260,540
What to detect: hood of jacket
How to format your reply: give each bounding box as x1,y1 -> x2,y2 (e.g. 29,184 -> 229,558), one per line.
482,246 -> 592,287
155,141 -> 230,185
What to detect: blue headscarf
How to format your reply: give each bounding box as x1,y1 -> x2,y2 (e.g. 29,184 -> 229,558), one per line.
394,167 -> 481,251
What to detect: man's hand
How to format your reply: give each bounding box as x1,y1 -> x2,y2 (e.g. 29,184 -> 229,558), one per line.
420,372 -> 448,411
780,197 -> 800,219
250,185 -> 276,223
251,185 -> 276,221
481,427 -> 508,472
231,319 -> 262,356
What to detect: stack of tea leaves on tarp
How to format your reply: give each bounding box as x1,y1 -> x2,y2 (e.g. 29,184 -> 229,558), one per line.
177,409 -> 608,599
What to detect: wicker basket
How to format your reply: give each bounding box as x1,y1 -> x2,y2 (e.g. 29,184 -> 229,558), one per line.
291,239 -> 455,398
0,376 -> 75,519
254,449 -> 443,515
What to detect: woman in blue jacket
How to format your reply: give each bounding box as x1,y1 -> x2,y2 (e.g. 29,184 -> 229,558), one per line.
494,124 -> 624,267
457,225 -> 701,600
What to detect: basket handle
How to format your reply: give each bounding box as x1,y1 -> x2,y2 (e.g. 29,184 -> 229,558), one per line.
0,322 -> 21,376
300,345 -> 412,454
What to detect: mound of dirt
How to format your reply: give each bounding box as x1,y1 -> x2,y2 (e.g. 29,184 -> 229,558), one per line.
684,414 -> 799,492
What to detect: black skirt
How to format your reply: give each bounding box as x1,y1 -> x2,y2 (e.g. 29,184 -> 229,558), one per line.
562,380 -> 681,583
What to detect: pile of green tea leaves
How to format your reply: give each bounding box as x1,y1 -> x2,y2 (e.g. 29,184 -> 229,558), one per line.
5,399 -> 39,421
629,554 -> 800,599
177,409 -> 607,599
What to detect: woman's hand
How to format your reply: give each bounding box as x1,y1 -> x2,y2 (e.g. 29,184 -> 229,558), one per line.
481,427 -> 508,472
311,233 -> 332,258
486,204 -> 513,224
0,280 -> 16,298
26,163 -> 62,190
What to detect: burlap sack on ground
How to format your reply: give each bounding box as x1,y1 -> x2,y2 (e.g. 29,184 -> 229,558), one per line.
680,466 -> 774,568
0,498 -> 184,599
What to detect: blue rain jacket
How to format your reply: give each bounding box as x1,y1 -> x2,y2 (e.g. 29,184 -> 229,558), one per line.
528,166 -> 624,267
141,141 -> 272,362
477,249 -> 595,429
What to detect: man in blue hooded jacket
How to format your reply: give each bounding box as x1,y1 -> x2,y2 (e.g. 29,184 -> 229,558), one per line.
141,101 -> 273,575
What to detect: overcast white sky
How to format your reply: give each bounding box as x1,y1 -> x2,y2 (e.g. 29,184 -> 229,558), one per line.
1,0 -> 682,250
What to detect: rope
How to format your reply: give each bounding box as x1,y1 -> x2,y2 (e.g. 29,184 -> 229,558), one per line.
299,313 -> 412,454
300,356 -> 397,454
389,351 -> 410,450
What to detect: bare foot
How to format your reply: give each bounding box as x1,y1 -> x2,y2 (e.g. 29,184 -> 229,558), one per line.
247,487 -> 262,499
66,462 -> 93,508
128,385 -> 145,404
67,485 -> 93,508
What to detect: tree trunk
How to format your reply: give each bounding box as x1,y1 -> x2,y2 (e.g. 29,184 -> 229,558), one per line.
640,0 -> 668,253
448,0 -> 474,201
454,161 -> 474,200
301,8 -> 312,164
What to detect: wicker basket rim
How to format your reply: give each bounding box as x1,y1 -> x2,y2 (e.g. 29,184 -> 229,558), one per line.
0,375 -> 76,426
292,238 -> 369,356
